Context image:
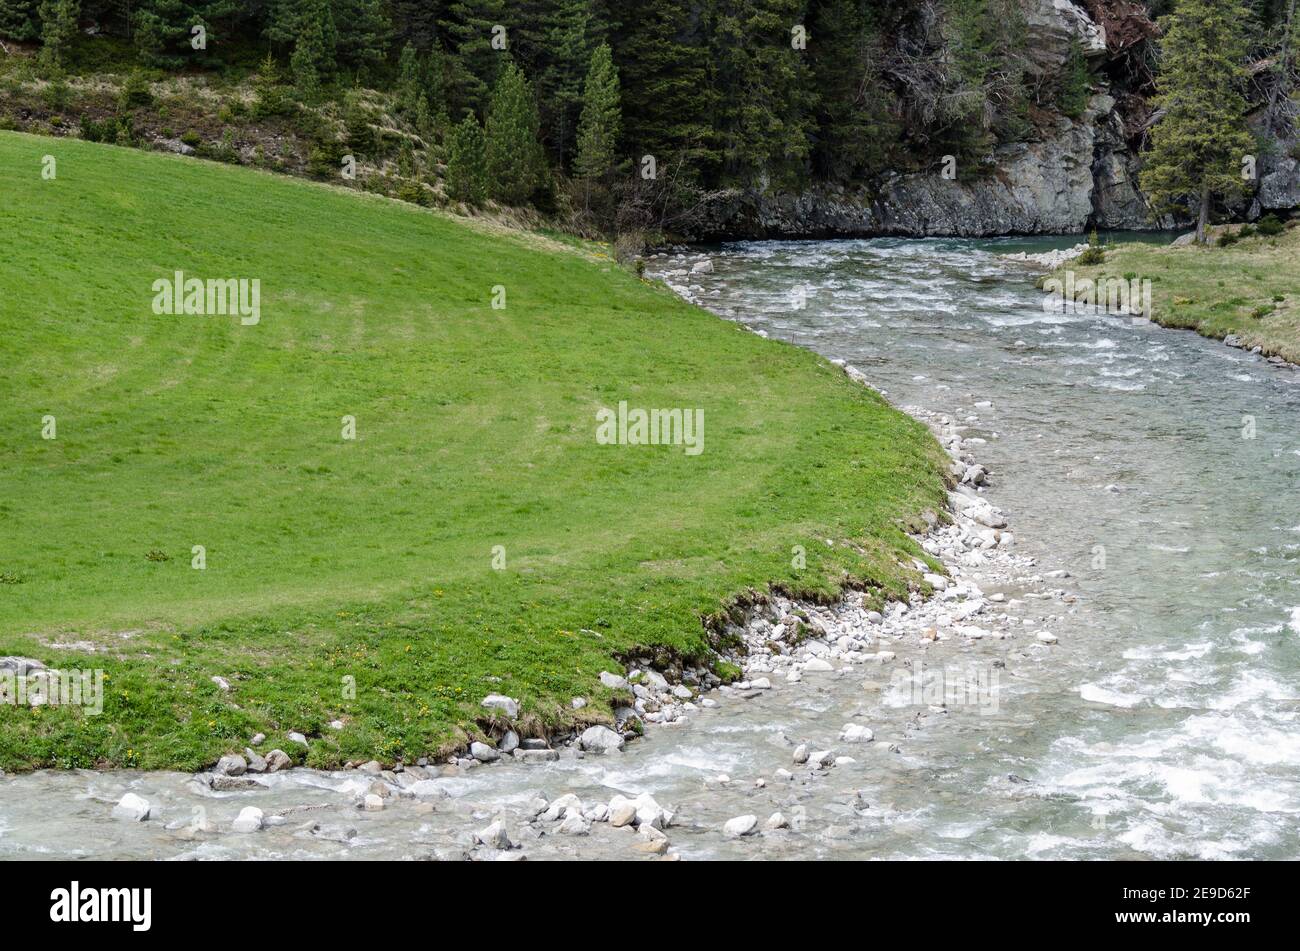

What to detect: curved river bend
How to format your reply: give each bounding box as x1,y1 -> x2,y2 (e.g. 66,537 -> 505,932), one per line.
2,237 -> 1297,860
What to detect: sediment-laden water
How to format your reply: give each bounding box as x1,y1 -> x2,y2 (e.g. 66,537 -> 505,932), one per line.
3,237 -> 1296,860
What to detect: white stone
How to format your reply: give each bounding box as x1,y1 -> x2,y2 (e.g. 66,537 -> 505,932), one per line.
764,812 -> 788,830
215,754 -> 246,776
723,814 -> 759,837
480,694 -> 519,717
839,723 -> 875,743
578,724 -> 625,753
231,807 -> 263,833
111,793 -> 151,822
608,799 -> 637,827
475,820 -> 511,850
543,793 -> 583,822
633,793 -> 672,830
363,794 -> 384,811
599,671 -> 629,690
559,812 -> 590,835
470,741 -> 500,763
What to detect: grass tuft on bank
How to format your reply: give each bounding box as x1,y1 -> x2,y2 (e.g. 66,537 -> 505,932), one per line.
0,132 -> 947,772
1063,224 -> 1300,364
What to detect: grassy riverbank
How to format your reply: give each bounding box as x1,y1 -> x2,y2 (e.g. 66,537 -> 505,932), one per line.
1065,225 -> 1300,364
0,132 -> 948,772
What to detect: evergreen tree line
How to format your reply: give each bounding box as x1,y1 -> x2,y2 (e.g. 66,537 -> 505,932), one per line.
0,2 -> 1148,186
4,0 -> 1298,233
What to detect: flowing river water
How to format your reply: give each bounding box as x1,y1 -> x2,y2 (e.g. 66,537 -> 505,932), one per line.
2,237 -> 1298,860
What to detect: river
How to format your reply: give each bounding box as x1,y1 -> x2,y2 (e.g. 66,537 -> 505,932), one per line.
2,237 -> 1297,860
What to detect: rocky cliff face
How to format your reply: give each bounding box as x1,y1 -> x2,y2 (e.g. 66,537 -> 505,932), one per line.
688,0 -> 1297,241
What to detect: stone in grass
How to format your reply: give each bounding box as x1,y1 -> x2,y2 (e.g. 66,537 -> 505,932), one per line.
599,671 -> 629,690
111,793 -> 151,822
578,725 -> 624,753
480,694 -> 519,718
231,807 -> 264,833
723,814 -> 759,837
287,732 -> 308,747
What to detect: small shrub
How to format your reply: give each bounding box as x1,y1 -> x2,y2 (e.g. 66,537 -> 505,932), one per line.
1251,304 -> 1276,320
1238,224 -> 1256,238
1217,232 -> 1238,247
145,549 -> 171,562
1075,228 -> 1105,265
118,70 -> 154,110
180,129 -> 201,148
80,116 -> 115,143
1257,214 -> 1284,237
42,71 -> 71,111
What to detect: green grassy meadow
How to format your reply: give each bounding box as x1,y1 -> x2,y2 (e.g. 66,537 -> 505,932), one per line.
1066,226 -> 1300,364
0,132 -> 947,771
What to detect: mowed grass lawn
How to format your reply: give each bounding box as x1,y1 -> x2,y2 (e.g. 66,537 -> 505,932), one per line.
1068,226 -> 1300,364
0,132 -> 947,771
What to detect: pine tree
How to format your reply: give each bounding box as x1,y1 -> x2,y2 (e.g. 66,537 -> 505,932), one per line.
1140,0 -> 1256,242
422,42 -> 451,128
37,0 -> 79,71
291,5 -> 327,102
708,0 -> 816,188
513,0 -> 598,168
333,0 -> 390,77
252,51 -> 292,117
609,0 -> 717,180
440,0 -> 510,115
484,60 -> 545,204
0,0 -> 40,41
446,114 -> 488,204
1057,37 -> 1092,119
396,41 -> 425,116
808,0 -> 896,181
574,43 -> 621,182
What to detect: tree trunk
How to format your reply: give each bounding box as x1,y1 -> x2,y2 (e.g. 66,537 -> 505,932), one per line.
1197,183 -> 1210,244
